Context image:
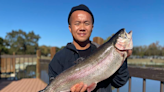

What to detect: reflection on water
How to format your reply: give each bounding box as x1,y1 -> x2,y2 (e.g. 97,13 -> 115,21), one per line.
41,70 -> 49,84
16,65 -> 36,79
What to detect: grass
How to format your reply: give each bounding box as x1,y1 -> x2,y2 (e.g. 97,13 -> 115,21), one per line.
127,59 -> 164,63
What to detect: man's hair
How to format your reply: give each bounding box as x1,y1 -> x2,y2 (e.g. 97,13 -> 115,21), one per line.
68,4 -> 94,25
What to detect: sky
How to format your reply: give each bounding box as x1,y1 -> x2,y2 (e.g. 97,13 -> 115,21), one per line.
0,0 -> 164,47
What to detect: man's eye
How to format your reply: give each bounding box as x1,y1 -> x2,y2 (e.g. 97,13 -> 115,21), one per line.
85,23 -> 90,26
75,22 -> 80,25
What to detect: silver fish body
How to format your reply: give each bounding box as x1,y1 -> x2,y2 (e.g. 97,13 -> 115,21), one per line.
44,28 -> 133,92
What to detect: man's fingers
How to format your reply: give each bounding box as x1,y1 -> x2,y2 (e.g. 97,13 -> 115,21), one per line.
80,84 -> 87,92
75,82 -> 84,92
127,50 -> 132,57
71,82 -> 87,92
71,83 -> 79,92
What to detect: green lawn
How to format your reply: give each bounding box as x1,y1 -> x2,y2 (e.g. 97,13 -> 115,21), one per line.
127,59 -> 164,63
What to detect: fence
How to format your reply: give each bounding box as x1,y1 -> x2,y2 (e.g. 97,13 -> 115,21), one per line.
0,52 -> 36,80
126,66 -> 164,92
0,48 -> 55,81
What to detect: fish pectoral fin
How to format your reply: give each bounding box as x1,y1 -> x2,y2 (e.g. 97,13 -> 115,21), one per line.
74,57 -> 85,64
87,82 -> 97,92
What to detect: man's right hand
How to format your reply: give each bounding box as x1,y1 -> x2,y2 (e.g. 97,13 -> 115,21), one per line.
71,82 -> 87,92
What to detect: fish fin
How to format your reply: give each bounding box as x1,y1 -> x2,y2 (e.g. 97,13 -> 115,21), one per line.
74,57 -> 85,64
87,82 -> 97,92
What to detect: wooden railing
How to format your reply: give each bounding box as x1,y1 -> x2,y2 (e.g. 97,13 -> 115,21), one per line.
0,53 -> 36,80
0,47 -> 55,80
116,66 -> 164,92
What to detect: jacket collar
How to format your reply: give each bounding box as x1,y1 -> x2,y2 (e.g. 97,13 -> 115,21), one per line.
66,41 -> 98,53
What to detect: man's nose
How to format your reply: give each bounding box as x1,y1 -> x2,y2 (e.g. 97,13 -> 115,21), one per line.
79,23 -> 85,31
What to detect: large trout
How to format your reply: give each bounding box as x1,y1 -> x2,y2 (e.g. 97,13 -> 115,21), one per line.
44,28 -> 133,92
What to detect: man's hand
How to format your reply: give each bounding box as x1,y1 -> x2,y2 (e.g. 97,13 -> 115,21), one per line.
127,49 -> 132,58
71,82 -> 87,92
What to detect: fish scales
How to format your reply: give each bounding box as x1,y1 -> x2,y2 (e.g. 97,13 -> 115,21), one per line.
44,28 -> 133,92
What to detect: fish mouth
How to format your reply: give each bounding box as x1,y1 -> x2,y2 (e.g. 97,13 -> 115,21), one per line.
115,47 -> 128,58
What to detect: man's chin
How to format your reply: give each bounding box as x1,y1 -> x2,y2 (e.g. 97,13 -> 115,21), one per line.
76,39 -> 89,43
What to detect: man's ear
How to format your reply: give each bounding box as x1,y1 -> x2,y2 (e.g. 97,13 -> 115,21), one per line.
69,24 -> 72,33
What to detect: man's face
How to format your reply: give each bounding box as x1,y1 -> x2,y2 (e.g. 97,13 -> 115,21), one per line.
69,10 -> 93,42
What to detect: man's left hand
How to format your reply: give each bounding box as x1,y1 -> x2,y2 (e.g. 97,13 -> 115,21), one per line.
127,50 -> 132,58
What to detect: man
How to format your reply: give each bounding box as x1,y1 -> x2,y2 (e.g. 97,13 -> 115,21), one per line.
43,4 -> 132,92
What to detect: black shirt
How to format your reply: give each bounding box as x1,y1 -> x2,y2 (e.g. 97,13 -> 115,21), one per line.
77,46 -> 92,58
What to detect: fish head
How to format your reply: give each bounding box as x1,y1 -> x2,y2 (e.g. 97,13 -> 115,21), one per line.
114,28 -> 133,50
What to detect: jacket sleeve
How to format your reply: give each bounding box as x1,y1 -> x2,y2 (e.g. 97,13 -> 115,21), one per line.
48,54 -> 63,83
110,58 -> 129,88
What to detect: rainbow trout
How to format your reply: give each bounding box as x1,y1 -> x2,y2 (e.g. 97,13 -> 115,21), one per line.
44,28 -> 133,92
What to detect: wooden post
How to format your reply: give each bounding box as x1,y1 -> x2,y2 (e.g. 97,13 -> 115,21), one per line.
143,78 -> 146,92
50,47 -> 56,60
93,37 -> 104,45
160,81 -> 163,92
36,50 -> 41,78
117,88 -> 119,92
13,52 -> 15,73
12,52 -> 15,80
128,77 -> 131,92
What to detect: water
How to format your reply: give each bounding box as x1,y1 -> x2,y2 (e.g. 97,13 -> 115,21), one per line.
41,70 -> 49,84
15,65 -> 36,79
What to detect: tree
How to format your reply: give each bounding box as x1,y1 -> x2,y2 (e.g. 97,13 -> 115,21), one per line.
0,37 -> 9,54
56,46 -> 65,53
145,41 -> 160,56
5,29 -> 40,54
132,41 -> 164,56
161,47 -> 164,56
39,45 -> 51,56
26,31 -> 40,54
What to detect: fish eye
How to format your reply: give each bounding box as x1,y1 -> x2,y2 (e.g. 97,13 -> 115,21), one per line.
124,33 -> 127,38
119,34 -> 121,37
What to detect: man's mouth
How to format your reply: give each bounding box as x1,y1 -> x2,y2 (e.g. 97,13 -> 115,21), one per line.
78,33 -> 86,37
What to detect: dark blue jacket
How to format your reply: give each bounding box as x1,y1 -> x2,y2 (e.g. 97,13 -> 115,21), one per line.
48,42 -> 129,92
